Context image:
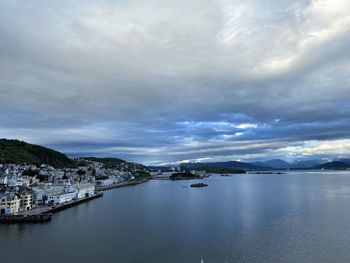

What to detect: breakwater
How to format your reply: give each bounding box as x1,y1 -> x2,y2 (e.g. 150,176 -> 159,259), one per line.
95,178 -> 149,191
0,213 -> 52,223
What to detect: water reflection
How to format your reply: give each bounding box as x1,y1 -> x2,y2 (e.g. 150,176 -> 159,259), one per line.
2,171 -> 350,263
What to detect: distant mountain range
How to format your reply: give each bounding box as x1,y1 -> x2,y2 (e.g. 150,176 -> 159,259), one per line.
253,159 -> 290,169
150,158 -> 350,171
253,159 -> 327,169
181,161 -> 266,170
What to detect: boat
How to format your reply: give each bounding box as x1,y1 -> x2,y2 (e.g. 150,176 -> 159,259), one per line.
190,183 -> 208,188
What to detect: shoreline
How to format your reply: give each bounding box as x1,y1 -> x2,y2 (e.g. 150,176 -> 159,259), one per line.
0,192 -> 103,224
0,179 -> 150,224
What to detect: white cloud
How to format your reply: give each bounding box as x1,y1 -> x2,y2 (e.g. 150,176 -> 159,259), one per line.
235,123 -> 258,129
277,139 -> 350,156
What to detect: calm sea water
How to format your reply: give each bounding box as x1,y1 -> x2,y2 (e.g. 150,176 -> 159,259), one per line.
2,171 -> 350,263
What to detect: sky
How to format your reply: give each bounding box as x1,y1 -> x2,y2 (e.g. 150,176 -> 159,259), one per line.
1,0 -> 350,165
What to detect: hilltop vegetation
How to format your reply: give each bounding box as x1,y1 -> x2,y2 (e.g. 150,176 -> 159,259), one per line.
0,139 -> 76,168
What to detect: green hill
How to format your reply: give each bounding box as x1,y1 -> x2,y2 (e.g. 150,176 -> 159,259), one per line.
0,139 -> 76,168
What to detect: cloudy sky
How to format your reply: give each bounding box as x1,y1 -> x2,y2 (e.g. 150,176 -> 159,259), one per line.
1,0 -> 350,165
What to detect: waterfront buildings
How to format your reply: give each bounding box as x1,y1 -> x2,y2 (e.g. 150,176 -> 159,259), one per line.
46,190 -> 77,205
0,158 -> 147,215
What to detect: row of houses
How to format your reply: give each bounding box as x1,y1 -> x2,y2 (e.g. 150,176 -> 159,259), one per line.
0,174 -> 31,188
0,183 -> 95,215
0,159 -> 147,215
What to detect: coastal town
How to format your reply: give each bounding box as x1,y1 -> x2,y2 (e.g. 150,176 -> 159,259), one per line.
0,158 -> 152,221
0,153 -> 210,222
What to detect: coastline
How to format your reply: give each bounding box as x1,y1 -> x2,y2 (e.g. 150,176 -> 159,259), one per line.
0,179 -> 149,224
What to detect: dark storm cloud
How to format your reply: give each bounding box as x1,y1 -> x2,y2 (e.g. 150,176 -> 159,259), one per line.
1,0 -> 350,164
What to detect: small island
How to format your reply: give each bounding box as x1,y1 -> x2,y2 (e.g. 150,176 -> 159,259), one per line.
169,171 -> 206,180
190,183 -> 208,188
195,167 -> 246,174
249,171 -> 285,175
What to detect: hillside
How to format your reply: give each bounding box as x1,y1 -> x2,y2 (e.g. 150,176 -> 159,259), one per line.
83,157 -> 126,166
0,139 -> 76,168
82,157 -> 149,172
0,139 -> 151,174
315,161 -> 350,170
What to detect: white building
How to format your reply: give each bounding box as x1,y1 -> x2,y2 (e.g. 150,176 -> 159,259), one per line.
191,170 -> 207,176
77,183 -> 95,199
0,174 -> 8,185
8,177 -> 24,187
32,187 -> 76,206
150,171 -> 161,176
47,191 -> 76,205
